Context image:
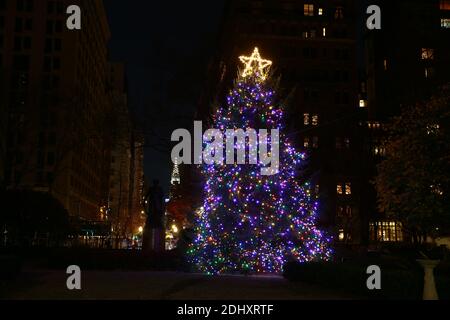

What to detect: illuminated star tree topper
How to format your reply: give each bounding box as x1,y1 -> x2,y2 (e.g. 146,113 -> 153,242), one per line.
239,47 -> 273,81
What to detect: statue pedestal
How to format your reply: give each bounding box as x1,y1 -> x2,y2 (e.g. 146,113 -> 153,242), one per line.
416,259 -> 440,300
142,226 -> 165,253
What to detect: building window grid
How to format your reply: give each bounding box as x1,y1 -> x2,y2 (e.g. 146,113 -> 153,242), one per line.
337,182 -> 352,195
369,221 -> 403,242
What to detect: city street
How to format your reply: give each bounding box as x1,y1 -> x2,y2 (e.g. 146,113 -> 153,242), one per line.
3,270 -> 357,300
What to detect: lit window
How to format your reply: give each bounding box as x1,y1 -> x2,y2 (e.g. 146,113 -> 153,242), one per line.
421,48 -> 434,60
322,27 -> 326,37
431,185 -> 444,196
312,115 -> 319,126
318,8 -> 323,16
337,184 -> 343,195
383,59 -> 388,70
368,121 -> 381,129
427,123 -> 440,135
440,0 -> 450,10
441,18 -> 450,28
338,229 -> 345,241
345,183 -> 352,195
303,113 -> 310,125
359,99 -> 367,108
369,221 -> 403,242
304,4 -> 314,16
374,146 -> 386,156
303,137 -> 310,148
335,6 -> 344,19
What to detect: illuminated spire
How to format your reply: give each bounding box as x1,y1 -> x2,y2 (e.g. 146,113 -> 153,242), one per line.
171,158 -> 181,185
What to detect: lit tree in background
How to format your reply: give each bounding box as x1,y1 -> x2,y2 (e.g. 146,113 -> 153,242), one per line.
189,48 -> 331,274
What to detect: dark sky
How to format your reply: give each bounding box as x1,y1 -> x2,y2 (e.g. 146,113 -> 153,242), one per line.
105,1 -> 226,195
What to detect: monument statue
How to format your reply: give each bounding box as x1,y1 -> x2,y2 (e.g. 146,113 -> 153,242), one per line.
143,180 -> 165,253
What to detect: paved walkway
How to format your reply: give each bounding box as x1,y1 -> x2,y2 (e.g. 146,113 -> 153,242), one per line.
2,270 -> 357,300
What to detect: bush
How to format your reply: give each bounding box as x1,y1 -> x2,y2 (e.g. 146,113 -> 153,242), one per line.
0,255 -> 23,280
5,247 -> 183,271
283,261 -> 423,299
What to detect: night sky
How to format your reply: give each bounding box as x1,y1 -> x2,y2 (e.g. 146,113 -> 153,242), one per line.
105,1 -> 226,194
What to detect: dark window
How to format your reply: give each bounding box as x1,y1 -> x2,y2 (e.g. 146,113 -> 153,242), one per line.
36,171 -> 44,183
38,132 -> 45,147
47,1 -> 55,14
44,56 -> 51,71
48,132 -> 57,145
46,20 -> 54,34
55,20 -> 63,32
23,37 -> 31,49
17,0 -> 24,11
53,57 -> 60,69
25,18 -> 32,31
13,55 -> 30,70
45,38 -> 52,53
0,0 -> 7,10
342,92 -> 349,104
14,36 -> 21,51
54,38 -> 62,51
15,18 -> 23,32
47,152 -> 55,166
17,0 -> 33,12
47,172 -> 54,183
56,1 -> 64,14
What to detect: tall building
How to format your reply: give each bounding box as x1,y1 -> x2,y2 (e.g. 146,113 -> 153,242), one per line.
197,0 -> 364,244
128,130 -> 146,235
107,62 -> 132,242
364,0 -> 450,243
0,3 -> 6,189
1,0 -> 112,221
107,62 -> 146,242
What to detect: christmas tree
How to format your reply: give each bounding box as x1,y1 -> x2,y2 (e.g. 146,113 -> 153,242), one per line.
188,48 -> 331,274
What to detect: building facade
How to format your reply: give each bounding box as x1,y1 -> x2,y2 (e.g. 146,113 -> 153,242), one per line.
107,63 -> 146,242
1,0 -> 112,222
364,0 -> 450,243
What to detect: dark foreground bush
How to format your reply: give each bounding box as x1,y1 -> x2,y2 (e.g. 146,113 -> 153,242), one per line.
283,261 -> 425,299
0,255 -> 23,280
1,248 -> 183,272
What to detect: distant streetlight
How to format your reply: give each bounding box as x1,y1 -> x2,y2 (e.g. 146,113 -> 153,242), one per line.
138,226 -> 144,233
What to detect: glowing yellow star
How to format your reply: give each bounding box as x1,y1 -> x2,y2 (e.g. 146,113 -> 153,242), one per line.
239,47 -> 272,81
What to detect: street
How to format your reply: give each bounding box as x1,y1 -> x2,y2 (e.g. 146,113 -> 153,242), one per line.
2,270 -> 358,300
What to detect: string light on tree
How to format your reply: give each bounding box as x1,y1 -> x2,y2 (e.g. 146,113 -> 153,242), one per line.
188,47 -> 331,275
